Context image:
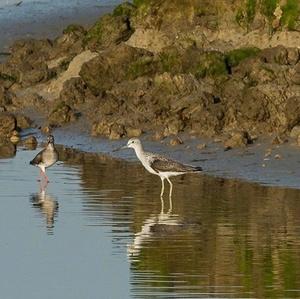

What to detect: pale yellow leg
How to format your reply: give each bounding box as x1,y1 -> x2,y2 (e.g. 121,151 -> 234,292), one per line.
160,177 -> 165,198
168,195 -> 173,213
166,177 -> 173,199
160,196 -> 165,214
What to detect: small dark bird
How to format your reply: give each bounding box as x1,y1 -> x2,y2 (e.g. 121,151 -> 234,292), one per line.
30,135 -> 58,182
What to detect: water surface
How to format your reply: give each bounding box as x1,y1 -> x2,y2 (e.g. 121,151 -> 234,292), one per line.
0,0 -> 122,52
1,146 -> 300,298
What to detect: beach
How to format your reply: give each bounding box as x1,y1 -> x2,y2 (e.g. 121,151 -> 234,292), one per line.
1,2 -> 300,297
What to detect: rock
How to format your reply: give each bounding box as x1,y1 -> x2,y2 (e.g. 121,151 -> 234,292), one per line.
91,119 -> 126,139
0,139 -> 16,158
55,24 -> 86,53
109,131 -> 122,140
45,50 -> 98,101
169,136 -> 183,146
152,131 -> 165,141
197,143 -> 206,150
41,125 -> 52,134
290,125 -> 300,138
10,130 -> 20,144
287,48 -> 300,65
84,3 -> 135,51
213,138 -> 222,143
271,135 -> 287,145
182,50 -> 228,79
109,124 -> 125,140
264,149 -> 272,158
126,127 -> 142,138
0,112 -> 16,137
260,46 -> 288,65
274,154 -> 282,159
59,77 -> 91,107
126,28 -> 171,53
3,38 -> 53,87
16,115 -> 32,130
8,39 -> 52,66
23,136 -> 38,150
297,135 -> 300,146
80,44 -> 154,95
48,102 -> 78,126
91,121 -> 111,137
291,71 -> 300,85
109,123 -> 126,139
164,118 -> 184,136
224,131 -> 251,149
0,86 -> 13,107
20,62 -> 50,87
285,96 -> 300,130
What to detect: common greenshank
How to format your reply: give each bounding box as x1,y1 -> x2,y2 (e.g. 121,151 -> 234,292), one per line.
120,138 -> 202,197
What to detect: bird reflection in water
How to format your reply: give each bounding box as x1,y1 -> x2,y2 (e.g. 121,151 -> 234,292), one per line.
30,183 -> 58,234
127,197 -> 181,257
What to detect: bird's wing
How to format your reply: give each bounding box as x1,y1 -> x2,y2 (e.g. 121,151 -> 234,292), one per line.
54,147 -> 59,161
149,154 -> 195,173
30,149 -> 44,165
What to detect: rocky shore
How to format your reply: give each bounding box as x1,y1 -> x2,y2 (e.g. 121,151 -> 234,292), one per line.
1,0 -> 300,151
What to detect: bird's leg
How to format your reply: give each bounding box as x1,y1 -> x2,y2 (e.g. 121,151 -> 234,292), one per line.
160,177 -> 165,198
168,195 -> 173,213
42,177 -> 49,189
160,196 -> 165,215
43,171 -> 49,183
166,177 -> 173,199
37,169 -> 43,182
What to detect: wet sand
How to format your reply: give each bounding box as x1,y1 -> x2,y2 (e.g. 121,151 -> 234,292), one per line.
23,121 -> 300,190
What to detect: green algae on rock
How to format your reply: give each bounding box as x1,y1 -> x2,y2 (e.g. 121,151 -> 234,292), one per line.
84,2 -> 135,50
225,47 -> 261,68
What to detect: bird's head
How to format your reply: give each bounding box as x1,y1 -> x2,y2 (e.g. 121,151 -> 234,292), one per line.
126,138 -> 142,150
47,135 -> 55,144
113,138 -> 143,152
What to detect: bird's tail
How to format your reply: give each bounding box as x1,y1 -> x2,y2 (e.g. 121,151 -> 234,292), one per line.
29,160 -> 35,165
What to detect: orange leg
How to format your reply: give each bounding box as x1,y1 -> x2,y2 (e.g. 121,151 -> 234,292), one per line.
37,169 -> 43,182
42,171 -> 49,183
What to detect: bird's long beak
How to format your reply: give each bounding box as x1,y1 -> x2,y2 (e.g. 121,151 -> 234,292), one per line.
112,145 -> 127,152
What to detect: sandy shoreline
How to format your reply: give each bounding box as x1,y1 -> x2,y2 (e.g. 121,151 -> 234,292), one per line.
23,120 -> 300,191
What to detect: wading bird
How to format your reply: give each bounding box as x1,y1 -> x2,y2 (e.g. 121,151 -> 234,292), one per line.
30,135 -> 58,183
119,138 -> 202,198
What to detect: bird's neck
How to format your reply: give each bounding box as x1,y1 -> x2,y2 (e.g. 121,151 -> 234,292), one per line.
47,142 -> 54,150
134,145 -> 145,162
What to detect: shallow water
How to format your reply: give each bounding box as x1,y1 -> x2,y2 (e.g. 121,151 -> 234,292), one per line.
0,0 -> 122,52
1,146 -> 300,298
